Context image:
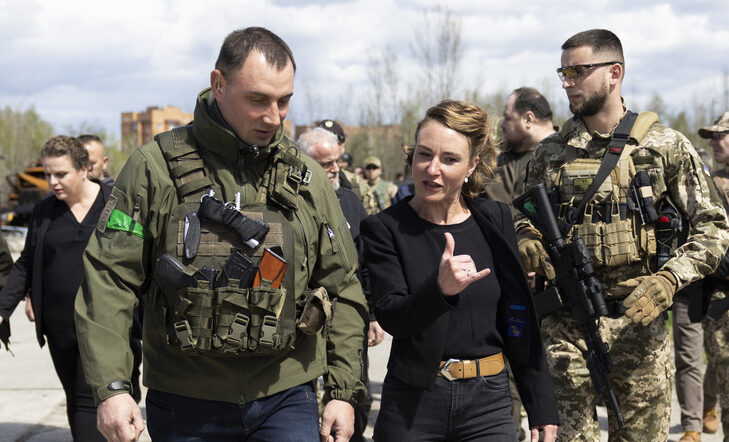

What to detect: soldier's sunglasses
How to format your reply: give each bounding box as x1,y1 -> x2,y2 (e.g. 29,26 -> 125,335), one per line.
710,131 -> 729,140
557,61 -> 622,82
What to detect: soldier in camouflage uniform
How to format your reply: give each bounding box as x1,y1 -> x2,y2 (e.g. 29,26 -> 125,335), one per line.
363,156 -> 398,213
700,112 -> 729,441
515,29 -> 729,441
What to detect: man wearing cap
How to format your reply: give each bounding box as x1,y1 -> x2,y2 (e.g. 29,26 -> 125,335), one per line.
316,119 -> 378,215
363,156 -> 398,213
698,111 -> 729,439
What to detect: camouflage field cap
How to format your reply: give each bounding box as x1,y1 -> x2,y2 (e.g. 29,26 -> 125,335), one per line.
363,156 -> 382,168
699,112 -> 729,138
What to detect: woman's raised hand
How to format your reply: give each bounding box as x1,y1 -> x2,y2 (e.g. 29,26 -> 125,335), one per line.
438,232 -> 491,296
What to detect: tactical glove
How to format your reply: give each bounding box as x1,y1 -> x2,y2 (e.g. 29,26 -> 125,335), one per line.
517,230 -> 555,280
622,270 -> 678,326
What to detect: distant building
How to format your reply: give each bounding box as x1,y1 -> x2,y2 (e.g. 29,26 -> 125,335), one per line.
121,106 -> 193,152
121,106 -> 293,153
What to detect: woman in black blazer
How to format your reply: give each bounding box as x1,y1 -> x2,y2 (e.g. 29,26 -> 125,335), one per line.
361,100 -> 559,441
0,136 -> 131,442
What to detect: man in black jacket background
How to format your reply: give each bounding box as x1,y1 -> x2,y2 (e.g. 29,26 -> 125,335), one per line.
298,126 -> 384,441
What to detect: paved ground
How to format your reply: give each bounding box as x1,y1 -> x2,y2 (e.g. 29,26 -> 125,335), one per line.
0,307 -> 724,442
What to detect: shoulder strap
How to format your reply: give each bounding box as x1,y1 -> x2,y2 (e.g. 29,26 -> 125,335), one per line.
630,111 -> 659,144
564,111 -> 639,229
155,126 -> 215,203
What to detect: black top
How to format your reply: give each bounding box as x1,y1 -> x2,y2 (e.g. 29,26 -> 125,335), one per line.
402,206 -> 502,359
0,181 -> 114,347
42,190 -> 104,348
361,196 -> 559,427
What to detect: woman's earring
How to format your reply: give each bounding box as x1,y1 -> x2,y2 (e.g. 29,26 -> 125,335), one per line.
464,176 -> 469,183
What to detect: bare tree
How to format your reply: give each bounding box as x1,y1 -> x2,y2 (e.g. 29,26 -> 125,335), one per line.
410,6 -> 463,105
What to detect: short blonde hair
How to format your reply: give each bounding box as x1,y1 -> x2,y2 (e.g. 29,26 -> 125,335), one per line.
406,99 -> 497,199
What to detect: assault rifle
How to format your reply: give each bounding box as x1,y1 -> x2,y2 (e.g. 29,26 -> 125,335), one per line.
514,183 -> 625,428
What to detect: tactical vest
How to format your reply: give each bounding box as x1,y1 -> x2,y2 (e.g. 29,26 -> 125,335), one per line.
554,112 -> 666,270
154,126 -> 316,357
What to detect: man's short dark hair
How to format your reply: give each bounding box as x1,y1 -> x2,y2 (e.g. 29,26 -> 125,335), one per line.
77,134 -> 103,145
562,29 -> 624,64
215,27 -> 296,77
512,87 -> 553,122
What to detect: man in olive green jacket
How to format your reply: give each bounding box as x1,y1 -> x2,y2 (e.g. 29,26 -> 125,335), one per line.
75,27 -> 368,442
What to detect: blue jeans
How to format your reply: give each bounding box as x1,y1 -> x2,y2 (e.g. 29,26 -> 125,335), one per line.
374,369 -> 516,441
146,383 -> 320,441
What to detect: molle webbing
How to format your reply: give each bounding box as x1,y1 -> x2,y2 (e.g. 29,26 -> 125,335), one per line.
563,111 -> 638,230
155,127 -> 215,203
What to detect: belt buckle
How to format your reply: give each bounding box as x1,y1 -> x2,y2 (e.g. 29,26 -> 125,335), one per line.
439,358 -> 460,381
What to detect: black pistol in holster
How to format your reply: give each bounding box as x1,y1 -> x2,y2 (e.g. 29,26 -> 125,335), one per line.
514,183 -> 625,428
155,253 -> 198,291
154,253 -> 217,349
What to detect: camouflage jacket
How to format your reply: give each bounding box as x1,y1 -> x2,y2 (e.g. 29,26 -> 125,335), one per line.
367,177 -> 398,213
342,169 -> 378,215
516,110 -> 729,297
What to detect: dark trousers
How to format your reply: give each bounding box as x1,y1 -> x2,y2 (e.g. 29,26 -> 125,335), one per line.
146,383 -> 320,441
47,341 -> 106,442
47,338 -> 141,441
374,368 -> 516,441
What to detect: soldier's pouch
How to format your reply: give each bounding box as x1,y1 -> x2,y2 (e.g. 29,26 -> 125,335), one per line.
246,286 -> 293,355
174,282 -> 215,352
268,153 -> 309,211
295,287 -> 332,335
213,284 -> 251,354
602,207 -> 640,267
573,204 -> 605,268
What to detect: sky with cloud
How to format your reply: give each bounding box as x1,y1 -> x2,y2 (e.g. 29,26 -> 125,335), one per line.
1,0 -> 728,139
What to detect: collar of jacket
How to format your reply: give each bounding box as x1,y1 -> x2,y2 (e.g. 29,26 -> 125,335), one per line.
338,170 -> 353,189
561,100 -> 630,146
191,87 -> 287,165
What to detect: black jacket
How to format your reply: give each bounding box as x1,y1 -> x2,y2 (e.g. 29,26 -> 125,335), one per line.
0,181 -> 113,347
361,196 -> 559,427
337,173 -> 373,320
